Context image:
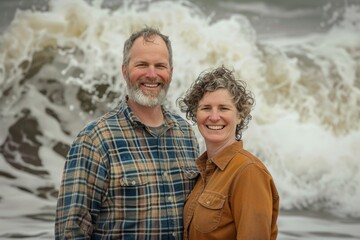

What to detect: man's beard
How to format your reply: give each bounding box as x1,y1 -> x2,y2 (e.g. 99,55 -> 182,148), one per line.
126,77 -> 169,107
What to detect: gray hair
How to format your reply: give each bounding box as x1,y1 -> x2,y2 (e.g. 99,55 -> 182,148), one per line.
123,26 -> 173,68
178,66 -> 255,136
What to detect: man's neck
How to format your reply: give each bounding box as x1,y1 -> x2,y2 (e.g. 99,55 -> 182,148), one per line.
127,99 -> 165,127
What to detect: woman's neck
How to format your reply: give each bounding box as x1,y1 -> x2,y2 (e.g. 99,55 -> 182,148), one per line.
205,139 -> 236,159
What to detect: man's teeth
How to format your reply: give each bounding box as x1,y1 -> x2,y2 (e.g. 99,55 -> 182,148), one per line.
207,125 -> 224,130
144,83 -> 159,87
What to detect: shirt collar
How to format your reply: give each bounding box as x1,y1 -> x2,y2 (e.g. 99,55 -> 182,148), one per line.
120,96 -> 180,129
196,141 -> 244,171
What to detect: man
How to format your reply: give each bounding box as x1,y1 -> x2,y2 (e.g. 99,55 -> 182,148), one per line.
55,27 -> 199,239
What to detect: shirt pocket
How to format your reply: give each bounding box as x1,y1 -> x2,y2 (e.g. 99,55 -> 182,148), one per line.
181,166 -> 199,179
119,173 -> 149,207
119,174 -> 149,187
181,166 -> 199,198
193,190 -> 226,233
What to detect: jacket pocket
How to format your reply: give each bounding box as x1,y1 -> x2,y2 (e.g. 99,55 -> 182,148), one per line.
193,190 -> 226,233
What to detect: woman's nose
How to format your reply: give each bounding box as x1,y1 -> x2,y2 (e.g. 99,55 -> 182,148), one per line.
209,110 -> 220,121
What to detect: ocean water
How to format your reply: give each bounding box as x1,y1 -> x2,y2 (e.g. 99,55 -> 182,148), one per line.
0,0 -> 360,239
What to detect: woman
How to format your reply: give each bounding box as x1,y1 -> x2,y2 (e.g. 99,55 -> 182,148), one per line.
178,66 -> 279,240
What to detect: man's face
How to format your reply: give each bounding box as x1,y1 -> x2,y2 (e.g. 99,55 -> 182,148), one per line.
122,35 -> 172,107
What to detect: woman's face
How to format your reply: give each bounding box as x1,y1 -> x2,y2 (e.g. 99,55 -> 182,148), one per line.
196,89 -> 241,147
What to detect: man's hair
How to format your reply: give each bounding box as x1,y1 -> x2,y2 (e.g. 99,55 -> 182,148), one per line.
123,26 -> 173,68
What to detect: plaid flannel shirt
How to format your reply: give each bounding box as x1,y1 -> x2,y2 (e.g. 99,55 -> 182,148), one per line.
55,99 -> 199,240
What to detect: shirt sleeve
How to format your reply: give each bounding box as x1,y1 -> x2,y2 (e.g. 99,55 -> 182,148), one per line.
231,163 -> 278,240
55,133 -> 108,239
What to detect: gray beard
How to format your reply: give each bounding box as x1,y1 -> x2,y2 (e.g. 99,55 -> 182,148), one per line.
127,87 -> 168,107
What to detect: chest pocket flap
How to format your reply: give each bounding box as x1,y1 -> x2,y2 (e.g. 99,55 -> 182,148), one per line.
198,191 -> 226,210
193,190 -> 227,233
119,174 -> 148,187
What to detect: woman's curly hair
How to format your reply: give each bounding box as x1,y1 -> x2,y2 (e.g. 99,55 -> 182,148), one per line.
177,66 -> 255,138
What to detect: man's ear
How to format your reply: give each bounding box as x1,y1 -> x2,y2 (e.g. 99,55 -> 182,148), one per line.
169,67 -> 173,82
122,64 -> 126,78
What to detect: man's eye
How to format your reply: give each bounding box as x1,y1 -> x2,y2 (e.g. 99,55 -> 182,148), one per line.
156,65 -> 167,69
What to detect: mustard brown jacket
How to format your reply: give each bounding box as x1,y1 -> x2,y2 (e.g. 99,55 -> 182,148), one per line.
183,141 -> 279,240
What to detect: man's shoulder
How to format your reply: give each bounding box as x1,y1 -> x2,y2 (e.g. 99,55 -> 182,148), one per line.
163,108 -> 191,127
78,103 -> 126,137
169,112 -> 188,124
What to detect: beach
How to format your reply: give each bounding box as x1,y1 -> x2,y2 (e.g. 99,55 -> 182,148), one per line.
1,0 -> 360,239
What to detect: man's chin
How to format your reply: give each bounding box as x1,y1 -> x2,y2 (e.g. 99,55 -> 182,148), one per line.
128,95 -> 161,107
128,89 -> 167,107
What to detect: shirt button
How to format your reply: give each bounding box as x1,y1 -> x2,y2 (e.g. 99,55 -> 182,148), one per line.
168,196 -> 173,202
172,232 -> 177,237
163,171 -> 168,176
132,180 -> 136,185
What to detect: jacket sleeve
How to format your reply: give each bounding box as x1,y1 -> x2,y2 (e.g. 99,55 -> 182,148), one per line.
55,133 -> 107,239
231,162 -> 279,240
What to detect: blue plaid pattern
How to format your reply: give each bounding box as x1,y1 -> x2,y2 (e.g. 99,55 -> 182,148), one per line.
55,100 -> 199,239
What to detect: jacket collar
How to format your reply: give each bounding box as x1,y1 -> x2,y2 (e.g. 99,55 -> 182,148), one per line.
196,141 -> 244,171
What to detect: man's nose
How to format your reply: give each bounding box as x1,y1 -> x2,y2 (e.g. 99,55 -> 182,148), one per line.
146,66 -> 157,79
